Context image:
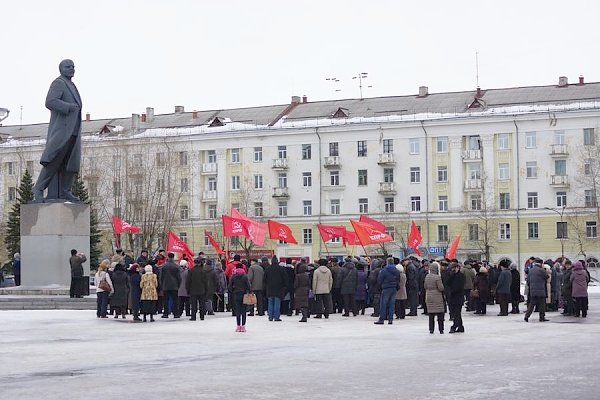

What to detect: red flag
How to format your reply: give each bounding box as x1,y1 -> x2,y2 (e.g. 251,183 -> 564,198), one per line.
317,224 -> 347,242
205,230 -> 225,255
166,231 -> 194,261
343,230 -> 361,246
359,215 -> 386,233
111,215 -> 141,235
222,215 -> 249,237
350,220 -> 393,245
445,235 -> 461,259
268,220 -> 298,244
231,209 -> 267,246
408,220 -> 422,256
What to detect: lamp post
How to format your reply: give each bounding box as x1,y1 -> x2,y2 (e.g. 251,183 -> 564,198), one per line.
545,205 -> 566,260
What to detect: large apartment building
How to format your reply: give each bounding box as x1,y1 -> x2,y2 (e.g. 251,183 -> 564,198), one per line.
1,77 -> 599,268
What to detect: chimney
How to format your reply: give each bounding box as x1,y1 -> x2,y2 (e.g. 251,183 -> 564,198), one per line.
418,86 -> 429,97
175,105 -> 185,114
302,95 -> 308,103
141,113 -> 146,123
558,76 -> 568,87
146,107 -> 154,122
132,113 -> 140,131
476,86 -> 482,98
85,113 -> 90,121
192,110 -> 198,119
291,96 -> 301,104
579,75 -> 585,85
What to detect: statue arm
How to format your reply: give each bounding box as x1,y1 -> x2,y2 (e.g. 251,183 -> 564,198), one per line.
45,79 -> 75,115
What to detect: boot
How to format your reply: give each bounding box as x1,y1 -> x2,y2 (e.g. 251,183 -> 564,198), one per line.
240,326 -> 246,332
150,315 -> 155,322
299,309 -> 308,322
235,325 -> 241,332
143,315 -> 147,322
438,318 -> 444,334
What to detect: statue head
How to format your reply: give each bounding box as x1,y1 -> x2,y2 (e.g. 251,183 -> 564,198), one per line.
59,59 -> 75,79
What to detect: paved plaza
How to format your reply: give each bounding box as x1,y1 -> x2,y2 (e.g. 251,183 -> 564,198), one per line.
1,293 -> 599,400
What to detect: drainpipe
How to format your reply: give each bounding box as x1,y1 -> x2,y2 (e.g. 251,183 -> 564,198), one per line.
513,119 -> 522,270
420,121 -> 431,253
316,127 -> 323,258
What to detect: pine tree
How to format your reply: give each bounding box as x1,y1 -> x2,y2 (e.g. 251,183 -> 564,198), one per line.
4,169 -> 34,260
72,175 -> 102,268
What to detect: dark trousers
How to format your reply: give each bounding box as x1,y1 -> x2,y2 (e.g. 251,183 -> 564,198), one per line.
331,288 -> 343,313
379,288 -> 397,322
249,290 -> 265,315
178,296 -> 190,316
70,276 -> 82,298
429,313 -> 445,333
511,297 -> 520,313
497,293 -> 510,315
450,304 -> 463,329
574,297 -> 588,317
190,294 -> 206,319
315,293 -> 332,316
96,291 -> 109,317
342,293 -> 357,316
476,298 -> 487,314
371,292 -> 381,316
162,290 -> 179,317
407,290 -> 418,315
395,299 -> 406,319
525,296 -> 546,320
356,300 -> 366,315
234,292 -> 247,326
15,273 -> 21,286
563,294 -> 574,314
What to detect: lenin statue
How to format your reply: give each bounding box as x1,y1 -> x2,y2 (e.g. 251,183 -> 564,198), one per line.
33,59 -> 82,203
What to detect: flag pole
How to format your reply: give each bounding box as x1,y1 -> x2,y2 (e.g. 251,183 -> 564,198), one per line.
321,237 -> 330,258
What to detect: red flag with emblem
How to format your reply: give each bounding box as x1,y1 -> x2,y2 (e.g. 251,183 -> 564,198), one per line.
204,230 -> 225,255
166,230 -> 194,261
359,215 -> 386,233
317,224 -> 347,242
230,209 -> 267,246
112,215 -> 140,235
267,220 -> 298,244
222,215 -> 249,237
408,220 -> 422,256
350,220 -> 393,245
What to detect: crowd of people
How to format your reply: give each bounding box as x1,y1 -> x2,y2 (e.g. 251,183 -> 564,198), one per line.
93,250 -> 592,333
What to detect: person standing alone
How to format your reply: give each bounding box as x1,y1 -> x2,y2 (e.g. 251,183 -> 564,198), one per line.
69,249 -> 86,298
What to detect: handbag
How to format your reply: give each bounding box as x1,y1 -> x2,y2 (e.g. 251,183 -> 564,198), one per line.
98,277 -> 111,292
243,292 -> 257,305
308,289 -> 315,299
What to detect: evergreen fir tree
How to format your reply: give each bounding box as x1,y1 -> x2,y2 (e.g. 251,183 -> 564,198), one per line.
4,169 -> 34,259
72,175 -> 102,268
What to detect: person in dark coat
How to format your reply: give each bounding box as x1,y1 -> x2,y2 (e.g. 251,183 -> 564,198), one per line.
160,253 -> 182,318
128,264 -> 142,322
374,257 -> 401,325
111,263 -> 130,319
329,259 -> 343,313
487,263 -> 499,305
186,259 -> 208,321
248,259 -> 265,316
510,263 -> 522,314
281,258 -> 296,316
69,249 -> 87,298
203,259 -> 218,316
524,261 -> 549,322
264,261 -> 287,321
496,261 -> 512,316
561,260 -> 574,315
340,260 -> 358,317
12,253 -> 21,287
228,265 -> 250,332
355,263 -> 368,315
405,259 -> 419,316
213,261 -> 227,313
294,263 -> 311,322
473,267 -> 489,315
368,259 -> 382,317
447,262 -> 466,333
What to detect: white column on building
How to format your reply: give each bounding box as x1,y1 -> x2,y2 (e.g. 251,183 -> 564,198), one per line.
449,136 -> 463,210
216,149 -> 227,212
480,134 -> 495,196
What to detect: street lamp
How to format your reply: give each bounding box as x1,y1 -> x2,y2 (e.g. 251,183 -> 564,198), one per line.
545,205 -> 567,259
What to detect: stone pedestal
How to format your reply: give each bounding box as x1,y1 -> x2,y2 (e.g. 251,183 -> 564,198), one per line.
20,203 -> 90,287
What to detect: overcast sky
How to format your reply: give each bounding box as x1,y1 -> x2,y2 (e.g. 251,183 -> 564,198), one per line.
1,0 -> 598,125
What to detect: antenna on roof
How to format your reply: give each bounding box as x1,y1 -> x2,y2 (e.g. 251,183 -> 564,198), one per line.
475,51 -> 480,88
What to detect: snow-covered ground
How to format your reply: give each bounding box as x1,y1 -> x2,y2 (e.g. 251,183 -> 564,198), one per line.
1,295 -> 599,400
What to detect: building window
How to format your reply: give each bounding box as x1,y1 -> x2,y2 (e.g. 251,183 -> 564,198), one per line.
555,159 -> 567,176
303,200 -> 312,216
358,169 -> 368,186
254,202 -> 263,217
330,199 -> 340,215
438,195 -> 448,212
329,142 -> 339,156
113,181 -> 121,197
231,175 -> 240,190
88,181 -> 98,197
330,171 -> 340,186
410,167 -> 421,183
437,136 -> 448,153
359,198 -> 369,214
584,159 -> 593,176
468,224 -> 479,241
554,130 -> 565,145
302,144 -> 312,160
383,139 -> 393,154
383,168 -> 394,183
278,201 -> 288,217
468,164 -> 481,180
6,161 -> 15,176
585,190 -> 597,207
384,197 -> 394,213
26,160 -> 34,174
155,153 -> 165,167
278,145 -> 287,159
528,222 -> 539,239
179,151 -> 188,166
497,133 -> 509,150
8,187 -> 16,201
181,178 -> 189,193
438,225 -> 448,242
208,177 -> 217,191
526,161 -> 537,178
526,132 -> 536,148
498,163 -> 509,180
180,205 -> 189,220
254,174 -> 263,189
499,193 -> 510,210
586,221 -> 597,238
556,191 -> 567,208
468,135 -> 481,150
437,166 -> 448,182
208,204 -> 217,219
231,148 -> 240,163
499,223 -> 511,240
357,140 -> 367,157
584,128 -> 595,146
303,228 -> 313,244
410,196 -> 421,212
254,147 -> 263,162
204,231 -> 212,246
207,150 -> 216,163
527,192 -> 538,209
302,172 -> 312,187
278,173 -> 287,188
470,194 -> 482,210
409,138 -> 420,154
557,221 -> 568,239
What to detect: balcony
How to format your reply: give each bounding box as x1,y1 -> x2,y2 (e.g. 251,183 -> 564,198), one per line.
462,149 -> 482,161
201,162 -> 217,174
377,153 -> 396,165
378,182 -> 397,195
464,179 -> 482,191
272,158 -> 288,170
323,156 -> 340,168
550,144 -> 568,157
201,190 -> 217,202
272,187 -> 290,198
550,175 -> 569,187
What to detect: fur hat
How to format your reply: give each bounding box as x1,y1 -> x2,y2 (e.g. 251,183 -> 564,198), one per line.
144,265 -> 153,273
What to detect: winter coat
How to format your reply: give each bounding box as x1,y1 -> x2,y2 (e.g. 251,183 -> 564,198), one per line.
543,265 -> 552,304
510,269 -> 521,301
340,262 -> 358,295
496,269 -> 512,295
94,270 -> 113,294
473,272 -> 489,302
160,260 -> 182,291
446,270 -> 465,306
214,263 -> 227,294
140,273 -> 158,301
264,264 -> 287,299
355,270 -> 368,301
110,270 -> 130,307
527,264 -> 547,298
561,268 -> 573,296
424,266 -> 445,313
284,265 -> 295,296
248,262 -> 265,291
225,260 -> 243,279
294,264 -> 311,310
129,272 -> 142,306
570,267 -> 589,298
368,260 -> 382,295
405,262 -> 418,292
462,265 -> 475,290
228,269 -> 250,294
312,265 -> 333,294
330,264 -> 342,289
378,264 -> 400,290
203,264 -> 217,296
186,265 -> 208,296
395,271 -> 407,300
70,254 -> 86,278
178,267 -> 189,297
